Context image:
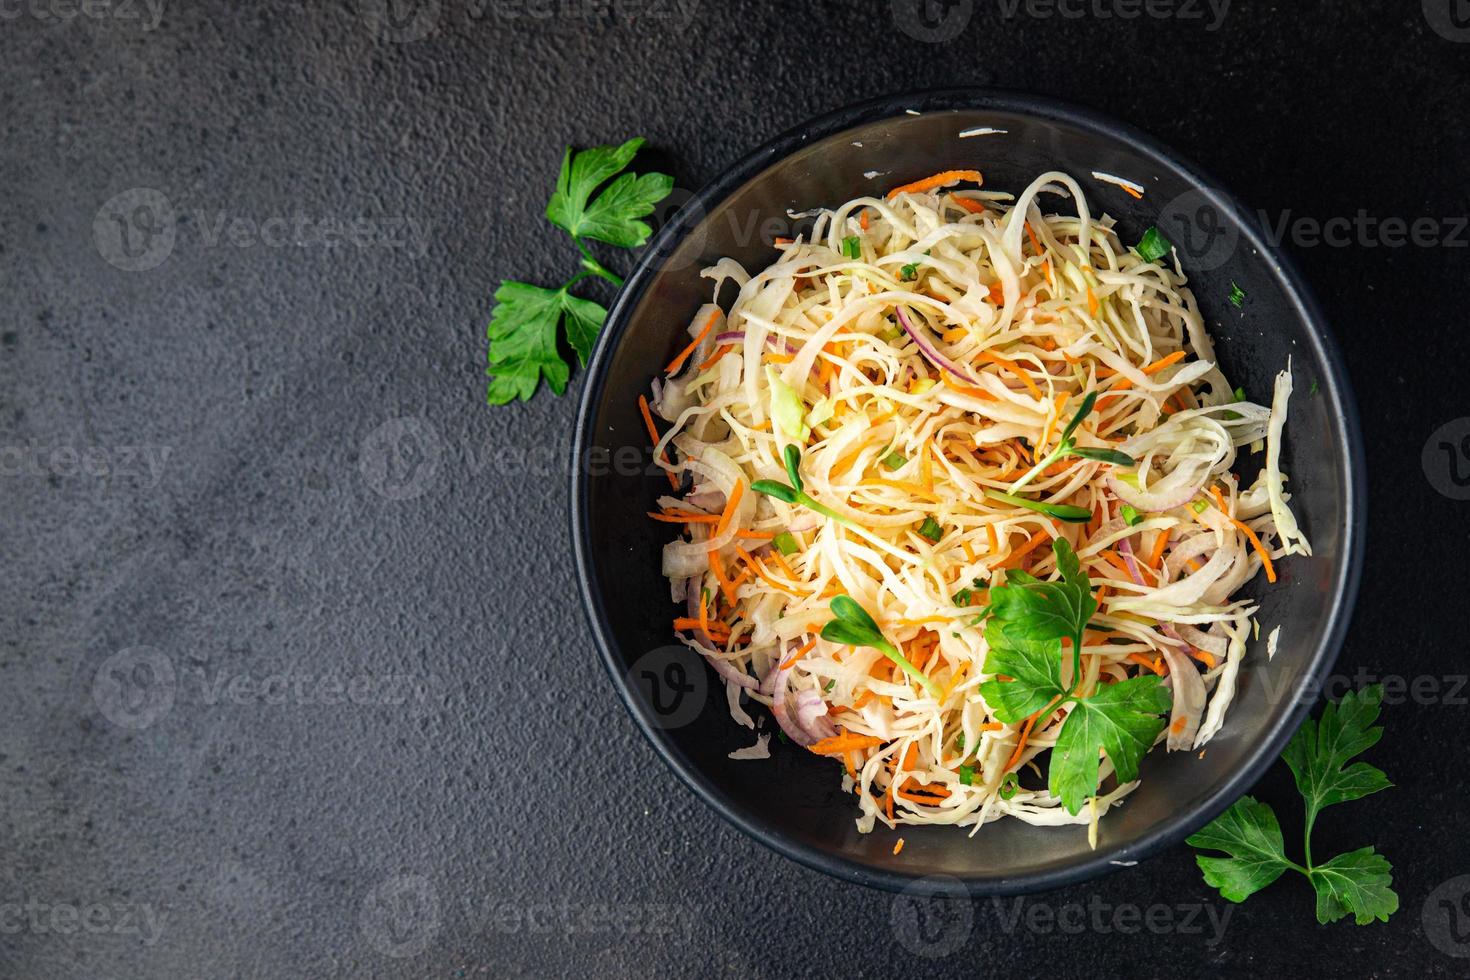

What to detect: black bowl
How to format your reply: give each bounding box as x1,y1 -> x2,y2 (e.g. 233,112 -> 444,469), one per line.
572,90 -> 1364,895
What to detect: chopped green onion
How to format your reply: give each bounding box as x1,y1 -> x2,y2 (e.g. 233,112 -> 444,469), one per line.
955,733 -> 966,750
1136,227 -> 1171,263
953,587 -> 974,606
999,772 -> 1020,800
1310,380 -> 1320,395
1228,281 -> 1246,308
1192,499 -> 1209,514
959,765 -> 977,786
1232,386 -> 1247,403
843,236 -> 861,260
824,679 -> 836,692
881,451 -> 907,471
772,531 -> 799,556
917,517 -> 944,542
879,324 -> 902,342
900,262 -> 919,280
1121,504 -> 1143,526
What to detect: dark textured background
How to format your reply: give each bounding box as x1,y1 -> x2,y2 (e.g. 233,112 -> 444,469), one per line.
4,1 -> 1469,977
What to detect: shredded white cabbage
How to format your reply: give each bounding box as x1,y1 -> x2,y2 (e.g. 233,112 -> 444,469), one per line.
647,171 -> 1307,835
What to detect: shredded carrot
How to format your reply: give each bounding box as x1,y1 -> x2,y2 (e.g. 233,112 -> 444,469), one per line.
920,443 -> 934,493
779,637 -> 818,671
860,209 -> 870,231
1171,715 -> 1188,735
1024,221 -> 1043,257
995,530 -> 1048,570
646,510 -> 718,524
698,344 -> 734,371
988,282 -> 1006,305
977,350 -> 1043,398
1005,705 -> 1049,771
985,523 -> 1000,555
1146,528 -> 1171,570
735,530 -> 776,540
809,731 -> 884,755
841,752 -> 857,779
1128,652 -> 1167,677
1210,487 -> 1277,583
979,722 -> 1004,732
665,310 -> 719,375
1097,350 -> 1191,409
713,481 -> 746,539
674,616 -> 729,638
886,169 -> 983,200
708,550 -> 737,606
698,588 -> 712,639
768,549 -> 798,580
892,838 -> 905,855
1121,184 -> 1143,201
764,352 -> 795,364
774,237 -> 793,246
1037,391 -> 1071,451
941,326 -> 968,344
961,536 -> 977,563
938,662 -> 970,703
1086,285 -> 1099,317
942,372 -> 999,401
896,616 -> 951,628
637,394 -> 680,489
896,786 -> 950,805
1191,649 -> 1219,669
735,545 -> 803,598
952,195 -> 987,214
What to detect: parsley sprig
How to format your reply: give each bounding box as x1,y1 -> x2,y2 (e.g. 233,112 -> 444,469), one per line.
486,138 -> 673,404
821,596 -> 941,698
977,538 -> 1171,813
1188,685 -> 1397,925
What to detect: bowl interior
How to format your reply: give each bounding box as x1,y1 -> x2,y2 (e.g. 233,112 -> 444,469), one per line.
576,95 -> 1359,892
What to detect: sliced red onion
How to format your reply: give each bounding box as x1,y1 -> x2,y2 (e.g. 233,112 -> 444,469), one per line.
701,649 -> 759,691
1159,644 -> 1205,750
770,651 -> 817,746
1116,537 -> 1147,587
895,307 -> 977,384
794,690 -> 838,741
1106,471 -> 1204,513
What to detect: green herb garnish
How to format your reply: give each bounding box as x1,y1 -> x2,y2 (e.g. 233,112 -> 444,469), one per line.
1188,686 -> 1397,925
1191,498 -> 1209,514
1228,281 -> 1246,308
1135,226 -> 1172,263
487,138 -> 673,404
900,262 -> 919,281
752,445 -> 856,527
983,489 -> 1092,524
881,451 -> 907,471
1120,504 -> 1143,526
1232,387 -> 1247,403
1007,391 -> 1137,494
771,531 -> 799,556
917,517 -> 944,542
959,765 -> 977,786
843,236 -> 862,260
977,539 -> 1170,814
820,596 -> 941,698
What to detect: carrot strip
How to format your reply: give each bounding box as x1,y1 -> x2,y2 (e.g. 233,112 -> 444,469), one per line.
1024,221 -> 1043,257
1128,652 -> 1167,677
978,351 -> 1043,398
735,546 -> 803,598
892,838 -> 905,855
809,732 -> 885,755
1210,487 -> 1277,583
995,530 -> 1047,570
665,310 -> 719,375
779,637 -> 818,671
1190,649 -> 1218,669
887,169 -> 983,200
646,511 -> 718,524
1037,391 -> 1071,451
637,394 -> 681,490
708,550 -> 737,606
764,352 -> 795,364
1005,712 -> 1041,771
978,722 -> 1004,732
698,344 -> 734,371
952,196 -> 987,214
674,617 -> 729,638
1146,528 -> 1171,570
1086,285 -> 1099,317
860,209 -> 870,231
985,523 -> 1000,555
713,481 -> 746,539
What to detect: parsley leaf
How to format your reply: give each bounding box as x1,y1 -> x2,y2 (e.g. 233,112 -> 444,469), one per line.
1281,685 -> 1392,821
487,282 -> 607,403
1310,848 -> 1398,925
486,137 -> 673,404
546,137 -> 674,248
1188,796 -> 1292,902
1188,685 -> 1397,925
976,538 -> 1166,813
